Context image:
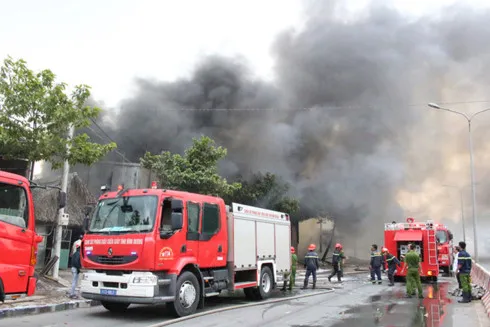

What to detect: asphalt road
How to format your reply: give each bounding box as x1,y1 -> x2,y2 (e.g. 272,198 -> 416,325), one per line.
0,273 -> 483,327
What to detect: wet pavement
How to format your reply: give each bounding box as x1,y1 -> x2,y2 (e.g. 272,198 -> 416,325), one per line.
1,273 -> 487,327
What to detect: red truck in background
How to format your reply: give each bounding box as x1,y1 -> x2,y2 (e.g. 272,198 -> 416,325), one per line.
80,182 -> 292,317
384,217 -> 439,282
0,171 -> 66,302
434,224 -> 454,276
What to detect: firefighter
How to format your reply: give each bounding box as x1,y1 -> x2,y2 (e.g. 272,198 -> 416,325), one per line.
457,241 -> 472,303
282,246 -> 298,291
328,243 -> 345,282
289,246 -> 298,290
302,244 -> 319,289
405,243 -> 423,298
370,244 -> 384,284
381,247 -> 400,286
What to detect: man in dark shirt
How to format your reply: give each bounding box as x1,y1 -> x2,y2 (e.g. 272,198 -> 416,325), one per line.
69,244 -> 82,299
382,247 -> 400,286
457,241 -> 472,303
302,244 -> 319,289
328,243 -> 345,283
370,244 -> 384,284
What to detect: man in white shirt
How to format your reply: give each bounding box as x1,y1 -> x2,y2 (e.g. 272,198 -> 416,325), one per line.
452,246 -> 461,289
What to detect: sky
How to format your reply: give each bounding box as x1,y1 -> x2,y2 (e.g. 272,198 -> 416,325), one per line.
2,0 -> 489,108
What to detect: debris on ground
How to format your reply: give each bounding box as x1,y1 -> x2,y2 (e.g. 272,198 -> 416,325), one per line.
449,284 -> 486,300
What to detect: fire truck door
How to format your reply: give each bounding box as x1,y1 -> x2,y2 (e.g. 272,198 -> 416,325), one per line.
185,201 -> 201,258
198,202 -> 223,268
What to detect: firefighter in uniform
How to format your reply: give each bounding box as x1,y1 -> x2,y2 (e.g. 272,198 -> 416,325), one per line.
381,247 -> 400,286
328,243 -> 345,282
283,246 -> 298,291
405,243 -> 423,298
457,241 -> 472,303
302,244 -> 319,289
370,244 -> 384,284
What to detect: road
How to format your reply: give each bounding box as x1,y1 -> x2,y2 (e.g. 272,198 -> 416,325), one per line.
0,273 -> 484,327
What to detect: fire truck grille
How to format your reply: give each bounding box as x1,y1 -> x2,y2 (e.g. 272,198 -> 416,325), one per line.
87,255 -> 138,265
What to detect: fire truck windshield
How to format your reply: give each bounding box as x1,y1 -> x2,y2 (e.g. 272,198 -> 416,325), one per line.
88,195 -> 158,234
436,230 -> 448,243
0,182 -> 28,229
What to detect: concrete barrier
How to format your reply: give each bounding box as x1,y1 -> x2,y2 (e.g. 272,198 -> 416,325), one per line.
470,260 -> 490,317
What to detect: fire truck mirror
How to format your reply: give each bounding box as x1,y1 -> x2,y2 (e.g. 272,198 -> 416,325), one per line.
83,216 -> 90,232
171,199 -> 183,212
58,191 -> 67,209
171,212 -> 183,230
84,205 -> 93,216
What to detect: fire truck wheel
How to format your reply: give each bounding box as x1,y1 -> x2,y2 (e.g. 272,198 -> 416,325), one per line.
256,266 -> 273,300
101,301 -> 130,313
168,271 -> 200,317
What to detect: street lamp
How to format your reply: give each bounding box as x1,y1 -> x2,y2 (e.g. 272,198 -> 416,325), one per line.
428,103 -> 490,261
442,184 -> 466,243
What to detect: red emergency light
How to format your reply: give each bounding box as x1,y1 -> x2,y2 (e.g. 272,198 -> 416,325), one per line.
117,184 -> 123,191
151,181 -> 157,189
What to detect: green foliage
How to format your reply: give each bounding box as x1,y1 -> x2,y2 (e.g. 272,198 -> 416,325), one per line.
227,172 -> 300,219
141,135 -> 241,197
0,56 -> 116,168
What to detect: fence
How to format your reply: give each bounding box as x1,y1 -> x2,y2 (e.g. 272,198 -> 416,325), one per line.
470,261 -> 490,317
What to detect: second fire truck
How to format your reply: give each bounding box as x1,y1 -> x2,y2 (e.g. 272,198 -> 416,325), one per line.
384,217 -> 439,282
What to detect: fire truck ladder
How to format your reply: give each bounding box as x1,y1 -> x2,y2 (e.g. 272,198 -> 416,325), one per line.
427,228 -> 438,266
430,304 -> 440,326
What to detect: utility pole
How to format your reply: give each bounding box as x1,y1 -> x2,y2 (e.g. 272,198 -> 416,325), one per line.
51,125 -> 75,279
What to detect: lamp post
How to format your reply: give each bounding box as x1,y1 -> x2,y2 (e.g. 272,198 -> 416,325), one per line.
428,103 -> 490,261
442,184 -> 466,243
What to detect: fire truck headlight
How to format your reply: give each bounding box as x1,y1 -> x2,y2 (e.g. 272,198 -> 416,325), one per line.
428,270 -> 433,276
132,276 -> 158,285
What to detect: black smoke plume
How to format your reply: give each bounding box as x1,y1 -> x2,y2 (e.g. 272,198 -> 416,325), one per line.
42,1 -> 490,253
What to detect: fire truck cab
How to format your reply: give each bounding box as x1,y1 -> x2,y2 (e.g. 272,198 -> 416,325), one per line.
384,217 -> 439,282
434,224 -> 453,276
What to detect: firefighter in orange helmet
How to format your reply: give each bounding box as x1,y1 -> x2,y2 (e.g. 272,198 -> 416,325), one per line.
328,243 -> 345,282
282,246 -> 298,291
382,247 -> 400,286
302,244 -> 319,289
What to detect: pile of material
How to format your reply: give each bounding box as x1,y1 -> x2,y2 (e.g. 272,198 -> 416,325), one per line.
449,284 -> 486,300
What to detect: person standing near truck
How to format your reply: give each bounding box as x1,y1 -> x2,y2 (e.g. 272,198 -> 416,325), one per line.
457,241 -> 472,303
282,246 -> 298,291
381,247 -> 400,286
405,243 -> 424,298
302,244 -> 319,289
370,244 -> 384,284
328,243 -> 345,282
453,246 -> 462,290
69,243 -> 82,299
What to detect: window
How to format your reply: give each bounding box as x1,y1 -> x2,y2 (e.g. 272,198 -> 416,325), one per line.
0,182 -> 29,228
436,231 -> 448,243
187,202 -> 200,233
202,203 -> 219,234
89,195 -> 157,233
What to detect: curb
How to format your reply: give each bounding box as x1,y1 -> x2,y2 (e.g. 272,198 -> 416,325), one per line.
146,289 -> 334,327
0,299 -> 100,320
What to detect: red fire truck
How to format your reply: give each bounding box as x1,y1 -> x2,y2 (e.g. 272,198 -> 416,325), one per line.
384,217 -> 439,282
0,171 -> 65,301
434,224 -> 454,276
80,183 -> 292,317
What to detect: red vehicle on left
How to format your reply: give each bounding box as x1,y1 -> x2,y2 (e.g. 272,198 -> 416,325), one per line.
0,170 -> 66,302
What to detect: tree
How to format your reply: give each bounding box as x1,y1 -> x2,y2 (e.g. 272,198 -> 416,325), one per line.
228,172 -> 300,220
0,56 -> 116,170
141,135 -> 241,197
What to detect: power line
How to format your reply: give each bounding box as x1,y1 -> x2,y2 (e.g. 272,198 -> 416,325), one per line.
86,125 -> 131,163
106,100 -> 490,112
